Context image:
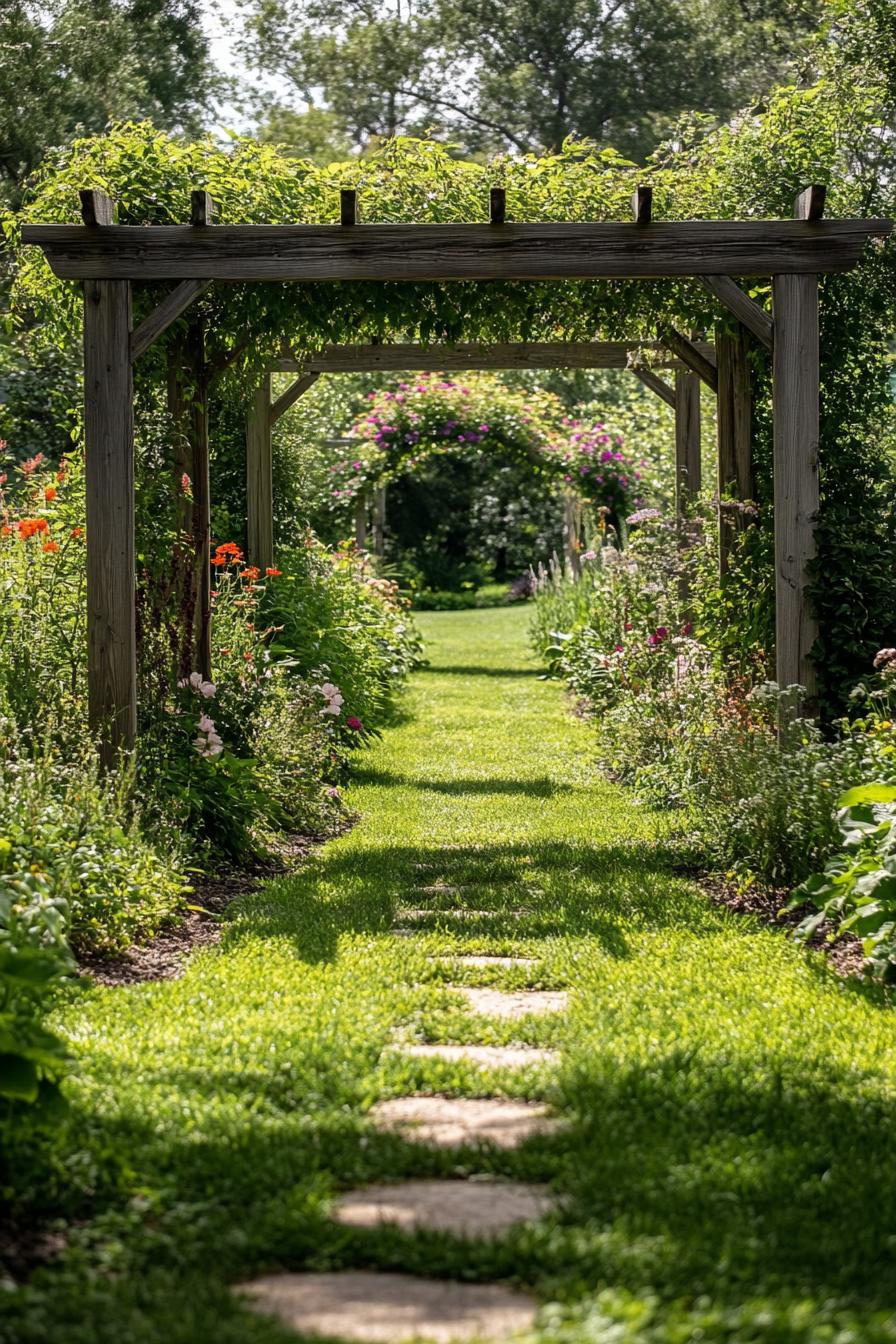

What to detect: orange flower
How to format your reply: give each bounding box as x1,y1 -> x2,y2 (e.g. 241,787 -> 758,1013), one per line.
243,651 -> 253,662
18,517 -> 48,539
211,555 -> 227,567
44,486 -> 57,502
42,540 -> 59,553
265,567 -> 282,577
70,527 -> 83,539
213,541 -> 244,565
1,524 -> 11,536
240,566 -> 261,581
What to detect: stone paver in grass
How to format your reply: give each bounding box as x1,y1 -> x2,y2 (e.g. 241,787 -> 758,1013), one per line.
368,1095 -> 563,1149
239,1270 -> 538,1343
401,1042 -> 559,1067
397,909 -> 531,923
333,1178 -> 558,1236
458,987 -> 569,1018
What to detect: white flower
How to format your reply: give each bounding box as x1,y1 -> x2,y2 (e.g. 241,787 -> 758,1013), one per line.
193,713 -> 224,758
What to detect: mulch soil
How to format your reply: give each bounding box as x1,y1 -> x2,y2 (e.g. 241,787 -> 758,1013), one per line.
76,832 -> 335,988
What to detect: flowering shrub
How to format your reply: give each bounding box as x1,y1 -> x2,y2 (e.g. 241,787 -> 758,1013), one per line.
530,509 -> 889,888
550,419 -> 645,530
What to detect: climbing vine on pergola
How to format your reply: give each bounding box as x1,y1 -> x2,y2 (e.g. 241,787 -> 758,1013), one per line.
19,151 -> 891,754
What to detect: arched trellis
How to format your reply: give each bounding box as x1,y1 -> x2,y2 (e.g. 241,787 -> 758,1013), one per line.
21,183 -> 891,755
248,338 -> 717,573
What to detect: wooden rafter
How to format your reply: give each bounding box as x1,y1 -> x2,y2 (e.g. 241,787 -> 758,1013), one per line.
130,279 -> 212,361
23,217 -> 889,282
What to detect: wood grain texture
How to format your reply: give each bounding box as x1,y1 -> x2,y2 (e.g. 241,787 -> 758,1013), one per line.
773,273 -> 819,701
270,371 -> 321,422
23,219 -> 890,281
246,375 -> 273,570
83,279 -> 137,755
372,486 -> 386,558
716,324 -> 754,575
674,369 -> 702,504
79,189 -> 114,226
699,275 -> 774,349
190,190 -> 216,227
354,495 -> 367,549
130,279 -> 211,360
631,366 -> 676,407
166,322 -> 212,678
795,185 -> 826,221
271,341 -> 703,373
662,328 -> 719,391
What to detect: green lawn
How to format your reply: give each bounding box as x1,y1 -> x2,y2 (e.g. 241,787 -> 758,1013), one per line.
7,606 -> 896,1342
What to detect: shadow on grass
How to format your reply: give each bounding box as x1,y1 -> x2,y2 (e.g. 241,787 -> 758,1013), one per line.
222,839 -> 725,966
349,767 -> 574,797
415,664 -> 541,679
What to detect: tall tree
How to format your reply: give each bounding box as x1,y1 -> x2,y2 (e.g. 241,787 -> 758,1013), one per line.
237,0 -> 824,160
0,0 -> 220,202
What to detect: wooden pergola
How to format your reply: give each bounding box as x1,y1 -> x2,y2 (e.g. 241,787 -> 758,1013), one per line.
22,184 -> 891,753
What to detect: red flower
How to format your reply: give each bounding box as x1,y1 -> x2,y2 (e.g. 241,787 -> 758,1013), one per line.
44,485 -> 57,502
71,527 -> 83,539
346,716 -> 363,731
181,472 -> 191,495
211,555 -> 227,566
42,540 -> 59,553
265,567 -> 282,577
240,566 -> 261,581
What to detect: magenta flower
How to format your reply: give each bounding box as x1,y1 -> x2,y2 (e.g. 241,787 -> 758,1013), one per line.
346,715 -> 363,731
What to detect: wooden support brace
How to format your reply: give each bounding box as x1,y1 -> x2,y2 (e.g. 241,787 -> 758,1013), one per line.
490,188 -> 506,224
84,278 -> 137,758
631,365 -> 676,408
632,186 -> 652,225
699,275 -> 773,350
270,370 -> 321,423
661,327 -> 718,393
130,279 -> 211,361
340,189 -> 358,226
772,272 -> 819,701
206,339 -> 248,386
246,375 -> 274,571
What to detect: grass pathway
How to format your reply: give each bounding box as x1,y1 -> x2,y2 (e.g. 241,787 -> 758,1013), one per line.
9,607 -> 896,1342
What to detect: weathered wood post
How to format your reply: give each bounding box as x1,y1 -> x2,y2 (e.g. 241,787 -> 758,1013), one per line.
246,374 -> 274,571
562,490 -> 581,576
771,186 -> 824,700
674,369 -> 701,509
354,493 -> 368,549
81,192 -> 137,758
716,323 -> 753,575
372,486 -> 386,558
167,318 -> 212,679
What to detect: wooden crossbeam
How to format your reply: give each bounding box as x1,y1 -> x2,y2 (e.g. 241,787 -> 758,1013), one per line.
631,366 -> 676,407
130,279 -> 212,361
661,328 -> 719,392
271,340 -> 710,374
270,371 -> 321,422
632,186 -> 652,225
698,276 -> 774,350
24,217 -> 889,282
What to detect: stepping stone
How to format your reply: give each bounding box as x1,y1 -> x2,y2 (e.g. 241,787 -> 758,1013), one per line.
458,987 -> 569,1018
401,1043 -> 558,1068
397,909 -> 529,922
239,1270 -> 538,1343
332,1178 -> 558,1236
368,1096 -> 562,1149
433,955 -> 537,969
